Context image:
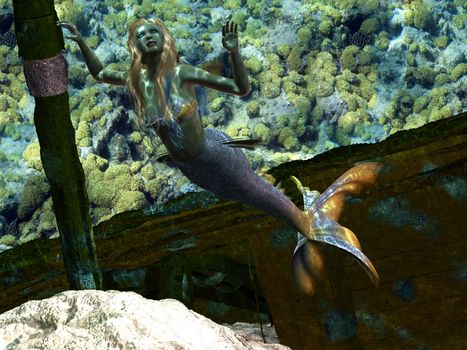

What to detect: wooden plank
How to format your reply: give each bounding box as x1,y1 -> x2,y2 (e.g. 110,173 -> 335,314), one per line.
251,227 -> 326,350
353,268 -> 467,314
341,239 -> 467,291
362,321 -> 467,350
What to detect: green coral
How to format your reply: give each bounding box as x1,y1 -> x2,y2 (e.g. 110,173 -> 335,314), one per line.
68,65 -> 87,87
429,105 -> 452,123
277,127 -> 299,151
76,120 -> 92,147
283,71 -> 306,101
276,44 -> 291,58
56,0 -> 86,29
114,190 -> 148,212
224,0 -> 242,10
231,11 -> 248,28
453,14 -> 467,30
413,96 -> 429,113
130,131 -> 143,144
23,143 -> 43,172
336,110 -> 365,144
399,95 -> 414,115
82,153 -> 108,173
297,27 -> 313,48
258,70 -> 282,98
357,73 -> 377,102
86,164 -> 143,211
404,0 -> 435,30
286,46 -> 304,72
209,97 -> 225,112
246,0 -> 264,17
141,164 -> 157,181
318,19 -> 334,36
246,100 -> 261,118
406,53 -> 416,67
360,18 -> 380,35
404,113 -> 428,130
450,63 -> 467,82
86,35 -> 101,49
0,234 -> 16,248
307,51 -> 338,76
353,119 -> 373,141
433,36 -> 449,49
435,73 -> 451,85
17,175 -> 50,221
254,123 -> 271,144
303,3 -> 343,24
340,45 -> 360,72
340,91 -> 367,112
375,31 -> 389,50
149,0 -> 191,22
130,161 -> 143,174
429,87 -> 448,109
245,57 -> 263,73
81,87 -> 100,107
244,19 -> 267,44
311,71 -> 335,97
283,80 -> 300,96
290,95 -> 312,116
405,66 -> 436,88
104,11 -> 128,36
265,53 -> 285,77
0,151 -> 7,162
37,203 -> 56,238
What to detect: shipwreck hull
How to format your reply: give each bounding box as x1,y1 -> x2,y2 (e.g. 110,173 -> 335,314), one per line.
0,112 -> 466,349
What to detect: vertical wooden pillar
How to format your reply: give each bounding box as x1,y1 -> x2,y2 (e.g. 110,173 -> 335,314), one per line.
12,0 -> 102,290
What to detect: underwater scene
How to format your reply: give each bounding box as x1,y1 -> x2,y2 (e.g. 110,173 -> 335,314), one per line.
0,0 -> 464,246
0,0 -> 466,349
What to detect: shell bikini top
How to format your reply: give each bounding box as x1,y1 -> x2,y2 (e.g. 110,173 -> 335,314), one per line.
144,94 -> 205,163
147,94 -> 262,164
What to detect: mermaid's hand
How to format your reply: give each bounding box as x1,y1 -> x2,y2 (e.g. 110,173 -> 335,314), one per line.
56,20 -> 83,43
222,20 -> 239,53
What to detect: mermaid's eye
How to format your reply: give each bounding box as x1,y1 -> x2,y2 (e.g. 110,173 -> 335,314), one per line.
137,32 -> 144,38
151,28 -> 158,33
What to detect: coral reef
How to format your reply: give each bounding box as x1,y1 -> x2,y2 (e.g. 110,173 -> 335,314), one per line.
1,0 -> 465,246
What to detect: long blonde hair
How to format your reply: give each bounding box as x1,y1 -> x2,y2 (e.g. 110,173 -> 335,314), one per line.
127,18 -> 179,126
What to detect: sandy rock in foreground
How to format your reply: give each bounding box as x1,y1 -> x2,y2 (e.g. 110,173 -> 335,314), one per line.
0,289 -> 290,350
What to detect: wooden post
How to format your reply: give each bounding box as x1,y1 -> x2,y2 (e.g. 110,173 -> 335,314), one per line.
12,0 -> 102,290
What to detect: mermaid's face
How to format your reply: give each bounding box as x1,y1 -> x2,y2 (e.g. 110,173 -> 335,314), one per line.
135,22 -> 163,54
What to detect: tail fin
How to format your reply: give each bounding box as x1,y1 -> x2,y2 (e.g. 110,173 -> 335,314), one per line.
291,162 -> 382,295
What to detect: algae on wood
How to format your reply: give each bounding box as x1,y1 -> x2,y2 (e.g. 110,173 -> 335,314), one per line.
0,112 -> 466,350
12,0 -> 102,290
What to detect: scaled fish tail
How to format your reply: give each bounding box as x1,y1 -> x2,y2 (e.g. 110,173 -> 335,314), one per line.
291,162 -> 383,296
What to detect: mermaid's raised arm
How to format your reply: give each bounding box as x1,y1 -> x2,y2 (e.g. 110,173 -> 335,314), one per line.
57,21 -> 128,86
178,20 -> 250,96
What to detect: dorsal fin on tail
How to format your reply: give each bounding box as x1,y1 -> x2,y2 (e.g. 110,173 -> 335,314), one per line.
221,138 -> 262,149
309,162 -> 383,215
290,163 -> 383,295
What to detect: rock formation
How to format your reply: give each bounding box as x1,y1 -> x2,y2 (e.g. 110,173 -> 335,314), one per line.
0,289 -> 289,350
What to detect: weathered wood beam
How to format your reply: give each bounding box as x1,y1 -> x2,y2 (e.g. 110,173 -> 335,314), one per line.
0,112 -> 465,350
12,0 -> 102,289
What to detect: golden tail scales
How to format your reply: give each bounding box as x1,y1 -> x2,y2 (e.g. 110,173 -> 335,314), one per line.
291,162 -> 383,296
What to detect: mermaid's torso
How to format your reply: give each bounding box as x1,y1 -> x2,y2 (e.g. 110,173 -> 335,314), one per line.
140,67 -> 259,163
140,67 -> 206,163
145,98 -> 205,163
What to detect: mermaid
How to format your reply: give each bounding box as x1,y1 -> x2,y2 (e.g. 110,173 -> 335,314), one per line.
58,17 -> 381,295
